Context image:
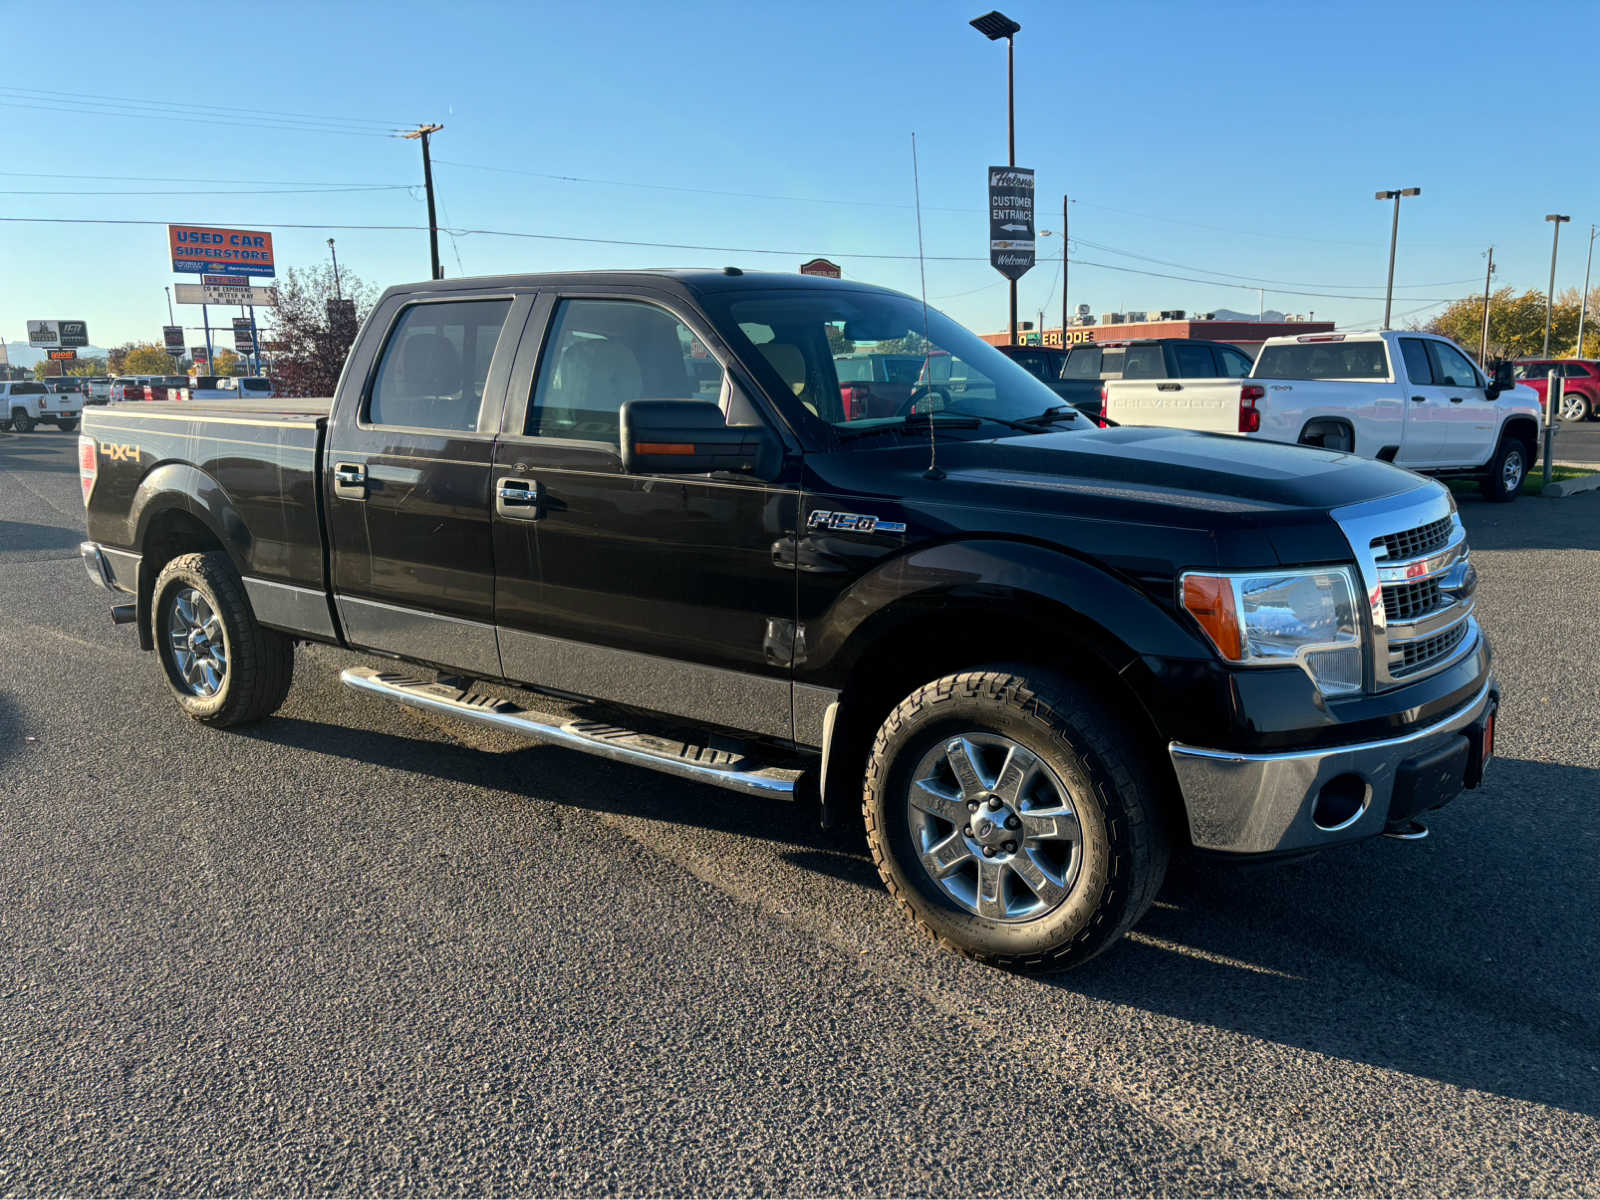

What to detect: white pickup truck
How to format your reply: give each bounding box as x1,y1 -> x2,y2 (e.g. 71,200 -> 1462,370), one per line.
1102,330 -> 1544,501
0,380 -> 83,432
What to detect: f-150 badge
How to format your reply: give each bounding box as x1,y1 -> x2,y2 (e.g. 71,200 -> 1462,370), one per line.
806,510 -> 907,535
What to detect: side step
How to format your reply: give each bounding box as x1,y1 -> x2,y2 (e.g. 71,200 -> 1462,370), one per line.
340,667 -> 802,799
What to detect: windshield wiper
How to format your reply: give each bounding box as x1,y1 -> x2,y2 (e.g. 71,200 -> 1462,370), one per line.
834,410 -> 1038,441
1018,405 -> 1080,427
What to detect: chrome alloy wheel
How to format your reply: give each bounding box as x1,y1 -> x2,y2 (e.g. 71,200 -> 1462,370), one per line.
1559,392 -> 1589,422
1502,445 -> 1526,492
906,733 -> 1082,922
166,586 -> 227,698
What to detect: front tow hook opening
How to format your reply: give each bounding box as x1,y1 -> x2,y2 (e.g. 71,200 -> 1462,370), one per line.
1383,819 -> 1429,841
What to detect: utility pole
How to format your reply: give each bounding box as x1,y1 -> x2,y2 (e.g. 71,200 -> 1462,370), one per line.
402,123 -> 445,280
1479,246 -> 1494,367
1061,193 -> 1069,344
1576,225 -> 1596,358
1375,187 -> 1421,329
327,237 -> 343,300
164,287 -> 174,324
1543,214 -> 1570,357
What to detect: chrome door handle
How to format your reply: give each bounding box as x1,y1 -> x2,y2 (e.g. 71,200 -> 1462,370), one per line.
496,477 -> 542,521
333,461 -> 367,499
498,482 -> 539,504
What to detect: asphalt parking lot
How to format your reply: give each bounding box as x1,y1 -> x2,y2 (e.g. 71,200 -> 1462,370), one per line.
1552,417 -> 1600,466
2,427 -> 1597,1195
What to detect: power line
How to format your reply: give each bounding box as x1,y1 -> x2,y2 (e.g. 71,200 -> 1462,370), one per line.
0,86 -> 405,130
1070,197 -> 1373,248
0,170 -> 413,187
1070,236 -> 1478,291
0,185 -> 413,197
0,98 -> 403,139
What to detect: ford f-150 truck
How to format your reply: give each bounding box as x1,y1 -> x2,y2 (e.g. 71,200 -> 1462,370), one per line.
1102,330 -> 1543,501
79,270 -> 1498,970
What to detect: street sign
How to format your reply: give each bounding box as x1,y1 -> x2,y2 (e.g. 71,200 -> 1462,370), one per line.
232,318 -> 256,355
48,349 -> 76,361
174,283 -> 279,306
191,346 -> 210,365
202,274 -> 241,287
168,224 -> 276,277
800,258 -> 842,278
163,326 -> 186,357
988,166 -> 1035,281
27,319 -> 88,348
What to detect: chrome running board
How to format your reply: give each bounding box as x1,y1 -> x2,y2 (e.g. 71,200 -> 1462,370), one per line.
340,667 -> 801,799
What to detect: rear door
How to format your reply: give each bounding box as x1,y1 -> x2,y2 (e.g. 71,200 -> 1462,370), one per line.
490,288 -> 801,742
324,289 -> 533,677
1394,337 -> 1451,467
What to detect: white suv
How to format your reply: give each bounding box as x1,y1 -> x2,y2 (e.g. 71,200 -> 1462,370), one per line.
0,381 -> 83,432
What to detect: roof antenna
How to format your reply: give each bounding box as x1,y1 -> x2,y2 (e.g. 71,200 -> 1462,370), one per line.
912,131 -> 943,481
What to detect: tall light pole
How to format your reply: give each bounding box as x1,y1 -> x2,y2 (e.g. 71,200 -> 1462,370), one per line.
163,286 -> 174,324
402,123 -> 445,281
971,10 -> 1021,345
1375,187 -> 1421,329
1543,214 -> 1570,357
1576,224 -> 1596,358
327,238 -> 343,301
1478,247 -> 1495,367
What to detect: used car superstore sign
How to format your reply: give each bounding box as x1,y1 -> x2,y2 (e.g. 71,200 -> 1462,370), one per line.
168,224 -> 276,277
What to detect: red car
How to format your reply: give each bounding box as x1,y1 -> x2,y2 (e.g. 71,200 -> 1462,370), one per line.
1513,359 -> 1600,421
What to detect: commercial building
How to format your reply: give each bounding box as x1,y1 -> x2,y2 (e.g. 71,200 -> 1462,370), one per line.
982,313 -> 1337,355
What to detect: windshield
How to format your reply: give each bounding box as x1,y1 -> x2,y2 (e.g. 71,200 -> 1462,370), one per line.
706,288 -> 1076,439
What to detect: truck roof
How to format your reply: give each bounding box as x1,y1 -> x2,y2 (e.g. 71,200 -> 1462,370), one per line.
373,268 -> 905,304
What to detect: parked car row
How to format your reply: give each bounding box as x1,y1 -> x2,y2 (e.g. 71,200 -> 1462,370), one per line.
107,375 -> 276,403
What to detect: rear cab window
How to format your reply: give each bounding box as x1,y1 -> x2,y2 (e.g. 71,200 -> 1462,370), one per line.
1172,344 -> 1217,377
1255,340 -> 1391,381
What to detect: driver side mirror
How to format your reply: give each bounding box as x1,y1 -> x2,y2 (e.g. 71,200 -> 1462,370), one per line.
1486,358 -> 1515,400
620,400 -> 781,479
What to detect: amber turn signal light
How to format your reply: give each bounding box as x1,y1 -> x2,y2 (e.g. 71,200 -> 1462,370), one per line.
1181,574 -> 1242,661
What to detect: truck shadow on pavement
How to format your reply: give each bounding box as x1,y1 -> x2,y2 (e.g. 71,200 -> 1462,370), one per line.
238,712 -> 1597,1119
0,519 -> 85,554
1456,488 -> 1600,550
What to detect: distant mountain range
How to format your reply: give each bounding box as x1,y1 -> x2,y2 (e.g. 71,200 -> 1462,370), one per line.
1210,308 -> 1291,324
2,341 -> 111,368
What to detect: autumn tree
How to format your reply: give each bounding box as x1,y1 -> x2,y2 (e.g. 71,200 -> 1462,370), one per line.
269,263 -> 378,398
212,349 -> 243,377
122,344 -> 179,375
1427,287 -> 1599,361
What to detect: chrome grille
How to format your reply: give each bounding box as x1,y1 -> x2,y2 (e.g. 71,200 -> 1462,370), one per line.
1334,490 -> 1479,691
1394,622 -> 1469,677
1383,578 -> 1441,622
1373,515 -> 1453,562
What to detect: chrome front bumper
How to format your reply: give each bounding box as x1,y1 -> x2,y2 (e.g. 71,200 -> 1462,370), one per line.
1170,675 -> 1497,854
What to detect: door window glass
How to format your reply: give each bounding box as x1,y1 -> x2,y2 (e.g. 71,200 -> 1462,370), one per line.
366,299 -> 511,431
527,299 -> 724,440
1172,344 -> 1215,377
1426,341 -> 1480,389
1217,346 -> 1254,377
1399,339 -> 1435,385
1121,345 -> 1164,378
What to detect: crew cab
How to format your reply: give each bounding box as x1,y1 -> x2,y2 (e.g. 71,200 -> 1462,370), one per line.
1104,330 -> 1544,501
1,380 -> 82,432
79,270 -> 1499,971
1003,338 -> 1255,424
1514,358 -> 1600,422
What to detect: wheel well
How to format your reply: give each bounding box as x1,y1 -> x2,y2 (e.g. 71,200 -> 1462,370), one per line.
135,509 -> 226,651
1501,416 -> 1539,459
1298,417 -> 1355,452
826,607 -> 1185,842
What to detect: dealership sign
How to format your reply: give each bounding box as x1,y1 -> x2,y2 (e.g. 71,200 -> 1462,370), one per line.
800,258 -> 842,278
174,283 -> 279,307
27,319 -> 89,348
48,349 -> 76,361
163,326 -> 186,357
168,224 -> 276,277
988,166 -> 1035,281
232,317 -> 256,355
191,346 -> 209,365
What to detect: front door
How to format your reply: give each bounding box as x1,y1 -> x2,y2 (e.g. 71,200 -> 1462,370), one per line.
1424,338 -> 1497,466
324,291 -> 530,677
1395,336 -> 1452,467
491,291 -> 801,742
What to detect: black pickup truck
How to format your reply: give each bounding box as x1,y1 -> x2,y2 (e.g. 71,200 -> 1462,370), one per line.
79,270 -> 1497,970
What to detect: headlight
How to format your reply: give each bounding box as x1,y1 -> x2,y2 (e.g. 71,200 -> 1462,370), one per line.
1181,567 -> 1364,696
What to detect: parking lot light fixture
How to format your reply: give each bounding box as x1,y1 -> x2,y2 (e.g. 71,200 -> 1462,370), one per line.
970,10 -> 1022,345
1375,187 -> 1421,330
1544,214 -> 1570,358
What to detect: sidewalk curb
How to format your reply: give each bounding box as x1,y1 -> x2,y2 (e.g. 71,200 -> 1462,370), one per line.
1544,474 -> 1600,499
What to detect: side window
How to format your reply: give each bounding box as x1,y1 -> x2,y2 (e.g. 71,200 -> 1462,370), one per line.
1426,341 -> 1480,389
1399,338 -> 1434,386
1060,347 -> 1101,379
1122,345 -> 1164,379
366,299 -> 511,431
1009,351 -> 1048,379
1218,346 -> 1254,377
1172,344 -> 1215,377
527,299 -> 723,441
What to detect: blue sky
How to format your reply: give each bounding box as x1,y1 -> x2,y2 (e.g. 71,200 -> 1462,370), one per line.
2,0 -> 1595,351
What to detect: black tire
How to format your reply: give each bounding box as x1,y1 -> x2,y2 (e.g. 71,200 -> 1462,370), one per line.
55,418 -> 78,432
1480,433 -> 1531,503
863,667 -> 1169,971
151,551 -> 294,726
10,409 -> 34,433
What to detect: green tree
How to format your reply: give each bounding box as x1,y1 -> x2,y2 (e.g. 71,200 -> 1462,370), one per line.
122,344 -> 178,375
212,349 -> 243,377
825,325 -> 855,357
